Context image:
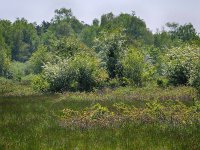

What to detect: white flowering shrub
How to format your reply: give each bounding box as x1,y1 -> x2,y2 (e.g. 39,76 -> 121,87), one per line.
165,45 -> 200,87
93,31 -> 127,78
43,52 -> 108,92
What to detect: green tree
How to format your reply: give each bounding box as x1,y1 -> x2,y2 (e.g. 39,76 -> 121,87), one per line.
166,22 -> 199,43
100,12 -> 114,27
49,8 -> 85,38
11,18 -> 39,62
80,24 -> 99,47
100,13 -> 153,45
51,36 -> 91,58
36,21 -> 50,35
154,30 -> 173,49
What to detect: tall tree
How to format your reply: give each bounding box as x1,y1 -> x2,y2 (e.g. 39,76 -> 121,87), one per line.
11,18 -> 38,62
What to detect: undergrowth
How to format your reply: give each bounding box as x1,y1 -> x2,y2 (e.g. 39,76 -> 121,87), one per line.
59,100 -> 200,129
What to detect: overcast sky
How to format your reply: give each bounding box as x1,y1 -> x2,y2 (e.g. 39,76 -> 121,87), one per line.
0,0 -> 200,33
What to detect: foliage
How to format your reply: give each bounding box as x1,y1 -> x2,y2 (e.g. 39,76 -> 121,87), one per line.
100,12 -> 154,45
0,48 -> 10,76
43,53 -> 108,92
28,45 -> 51,74
59,86 -> 197,105
190,63 -> 200,95
0,29 -> 11,76
0,77 -> 35,96
154,30 -> 173,49
11,18 -> 39,62
107,77 -> 131,88
50,8 -> 85,38
156,77 -> 169,88
80,24 -> 99,47
51,36 -> 91,58
31,75 -> 49,92
0,77 -> 14,95
93,30 -> 127,78
167,22 -> 199,43
60,100 -> 200,129
165,45 -> 200,86
121,48 -> 144,86
8,61 -> 28,81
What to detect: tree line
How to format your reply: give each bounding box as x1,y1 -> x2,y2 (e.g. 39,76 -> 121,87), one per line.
0,8 -> 200,93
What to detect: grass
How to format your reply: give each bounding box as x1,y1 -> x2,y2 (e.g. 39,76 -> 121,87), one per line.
0,77 -> 36,96
0,86 -> 200,149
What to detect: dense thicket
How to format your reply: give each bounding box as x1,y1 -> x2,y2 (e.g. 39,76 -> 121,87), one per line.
0,8 -> 200,93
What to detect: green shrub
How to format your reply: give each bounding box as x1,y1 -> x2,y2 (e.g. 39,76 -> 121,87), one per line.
89,103 -> 111,120
43,52 -> 108,92
0,77 -> 35,96
0,77 -> 14,94
108,78 -> 121,88
93,30 -> 127,78
165,45 -> 200,86
60,101 -> 200,129
8,61 -> 28,81
52,36 -> 91,58
21,74 -> 37,85
31,75 -> 49,92
0,48 -> 11,76
156,78 -> 169,88
28,45 -> 51,74
121,48 -> 144,86
190,63 -> 200,96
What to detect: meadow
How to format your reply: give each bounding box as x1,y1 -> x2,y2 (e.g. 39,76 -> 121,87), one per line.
1,86 -> 200,150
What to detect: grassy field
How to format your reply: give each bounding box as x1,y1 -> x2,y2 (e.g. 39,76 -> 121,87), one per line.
0,87 -> 200,150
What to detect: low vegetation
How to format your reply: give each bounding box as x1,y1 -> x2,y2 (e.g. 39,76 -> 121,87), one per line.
1,87 -> 200,149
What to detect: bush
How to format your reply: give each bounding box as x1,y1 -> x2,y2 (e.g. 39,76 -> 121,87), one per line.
121,48 -> 144,86
43,52 -> 108,92
108,78 -> 121,88
93,31 -> 127,78
0,77 -> 15,94
0,77 -> 35,96
60,101 -> 200,129
21,74 -> 38,85
8,61 -> 28,81
108,77 -> 131,88
190,63 -> 200,96
168,65 -> 189,86
31,75 -> 49,92
0,48 -> 11,76
28,45 -> 51,74
156,77 -> 169,88
165,45 -> 200,86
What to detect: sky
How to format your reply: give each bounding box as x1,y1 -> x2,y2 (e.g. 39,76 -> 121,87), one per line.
0,0 -> 200,33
